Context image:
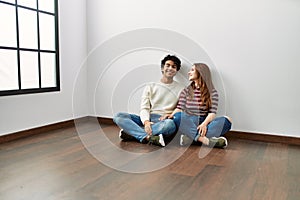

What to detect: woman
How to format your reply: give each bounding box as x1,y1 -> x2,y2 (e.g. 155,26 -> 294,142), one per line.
169,63 -> 232,148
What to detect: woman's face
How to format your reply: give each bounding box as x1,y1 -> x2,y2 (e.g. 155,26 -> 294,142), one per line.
188,65 -> 199,81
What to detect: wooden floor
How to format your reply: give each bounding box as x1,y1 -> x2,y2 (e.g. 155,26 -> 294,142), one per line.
0,121 -> 300,200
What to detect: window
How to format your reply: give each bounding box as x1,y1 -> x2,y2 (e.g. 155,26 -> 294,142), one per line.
0,0 -> 60,96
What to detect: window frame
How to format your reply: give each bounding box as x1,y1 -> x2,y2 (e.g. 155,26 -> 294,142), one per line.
0,0 -> 60,96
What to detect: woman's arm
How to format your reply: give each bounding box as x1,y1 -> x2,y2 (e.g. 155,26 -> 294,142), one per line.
159,108 -> 182,120
169,108 -> 182,118
198,88 -> 218,136
197,113 -> 216,136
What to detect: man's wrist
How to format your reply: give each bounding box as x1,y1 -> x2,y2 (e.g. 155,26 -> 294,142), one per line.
144,120 -> 151,126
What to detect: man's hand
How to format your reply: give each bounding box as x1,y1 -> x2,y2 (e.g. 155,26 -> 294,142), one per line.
144,120 -> 154,135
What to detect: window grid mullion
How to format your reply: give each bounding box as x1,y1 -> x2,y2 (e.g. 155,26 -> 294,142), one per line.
36,0 -> 41,88
54,0 -> 60,90
15,0 -> 21,90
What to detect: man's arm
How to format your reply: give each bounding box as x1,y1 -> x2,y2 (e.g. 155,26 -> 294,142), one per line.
140,84 -> 151,125
140,84 -> 154,135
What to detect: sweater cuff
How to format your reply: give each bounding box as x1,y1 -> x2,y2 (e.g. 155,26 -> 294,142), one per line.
140,110 -> 150,125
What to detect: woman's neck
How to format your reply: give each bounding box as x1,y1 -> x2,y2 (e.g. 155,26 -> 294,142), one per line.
193,80 -> 200,89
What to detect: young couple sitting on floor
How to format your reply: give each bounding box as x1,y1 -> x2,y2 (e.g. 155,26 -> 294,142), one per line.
113,55 -> 232,148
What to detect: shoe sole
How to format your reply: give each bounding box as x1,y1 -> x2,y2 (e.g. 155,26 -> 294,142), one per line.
159,134 -> 165,147
222,136 -> 228,148
119,129 -> 123,139
179,135 -> 184,146
212,136 -> 228,148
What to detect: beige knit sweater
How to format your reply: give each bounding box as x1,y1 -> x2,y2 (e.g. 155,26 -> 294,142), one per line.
140,81 -> 184,124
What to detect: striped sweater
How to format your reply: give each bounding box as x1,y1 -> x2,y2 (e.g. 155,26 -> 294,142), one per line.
176,87 -> 218,116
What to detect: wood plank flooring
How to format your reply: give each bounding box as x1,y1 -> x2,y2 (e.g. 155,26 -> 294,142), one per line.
0,121 -> 299,200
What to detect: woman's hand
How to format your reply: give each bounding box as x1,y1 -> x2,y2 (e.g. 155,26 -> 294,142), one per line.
197,113 -> 215,136
197,123 -> 207,137
159,114 -> 173,121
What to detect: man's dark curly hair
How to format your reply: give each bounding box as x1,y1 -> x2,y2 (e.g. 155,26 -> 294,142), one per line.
161,55 -> 181,71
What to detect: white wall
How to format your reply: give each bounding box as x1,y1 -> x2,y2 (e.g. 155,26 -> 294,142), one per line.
87,0 -> 300,137
0,0 -> 88,136
1,0 -> 299,138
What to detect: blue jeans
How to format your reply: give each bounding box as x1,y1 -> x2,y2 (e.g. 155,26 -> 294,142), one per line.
113,112 -> 177,142
173,112 -> 232,141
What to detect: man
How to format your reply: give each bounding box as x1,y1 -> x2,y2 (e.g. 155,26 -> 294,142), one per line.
113,55 -> 184,146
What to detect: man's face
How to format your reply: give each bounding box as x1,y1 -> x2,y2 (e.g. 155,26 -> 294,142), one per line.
161,60 -> 178,78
